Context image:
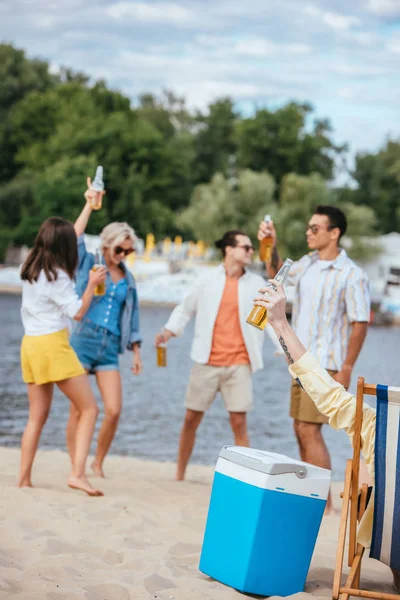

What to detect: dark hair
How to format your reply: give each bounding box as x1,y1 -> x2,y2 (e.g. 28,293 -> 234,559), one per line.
215,230 -> 247,257
21,217 -> 78,283
315,205 -> 347,240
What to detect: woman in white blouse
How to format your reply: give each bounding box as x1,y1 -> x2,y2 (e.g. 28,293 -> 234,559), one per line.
19,216 -> 106,496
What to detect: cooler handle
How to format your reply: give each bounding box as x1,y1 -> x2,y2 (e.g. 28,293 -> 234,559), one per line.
219,446 -> 307,479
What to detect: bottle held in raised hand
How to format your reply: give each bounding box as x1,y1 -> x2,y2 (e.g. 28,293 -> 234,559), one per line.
259,214 -> 273,263
92,248 -> 106,296
246,258 -> 293,330
89,166 -> 104,210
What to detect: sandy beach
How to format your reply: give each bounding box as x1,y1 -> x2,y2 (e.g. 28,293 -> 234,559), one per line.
0,447 -> 395,600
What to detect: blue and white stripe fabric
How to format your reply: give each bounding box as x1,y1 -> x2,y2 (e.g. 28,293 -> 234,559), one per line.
370,385 -> 400,570
290,249 -> 370,371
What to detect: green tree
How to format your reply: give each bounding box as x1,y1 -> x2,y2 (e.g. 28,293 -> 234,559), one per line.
351,140 -> 400,234
193,98 -> 237,184
275,173 -> 380,261
275,172 -> 331,259
0,44 -> 58,182
236,103 -> 342,185
178,169 -> 275,243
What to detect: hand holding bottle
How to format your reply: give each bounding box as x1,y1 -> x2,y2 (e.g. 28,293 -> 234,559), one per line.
84,167 -> 106,210
155,329 -> 173,347
88,266 -> 107,290
246,258 -> 293,330
155,329 -> 174,368
253,280 -> 288,328
257,217 -> 277,246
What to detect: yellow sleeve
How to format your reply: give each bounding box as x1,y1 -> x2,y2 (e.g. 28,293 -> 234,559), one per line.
289,352 -> 376,479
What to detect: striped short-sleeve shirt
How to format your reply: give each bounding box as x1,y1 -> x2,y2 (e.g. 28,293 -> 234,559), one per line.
290,249 -> 370,371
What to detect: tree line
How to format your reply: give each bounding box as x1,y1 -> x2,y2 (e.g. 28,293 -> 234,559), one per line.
1,43 -> 399,262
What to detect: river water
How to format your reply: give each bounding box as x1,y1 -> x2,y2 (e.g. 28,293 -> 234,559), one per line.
1,294 -> 399,479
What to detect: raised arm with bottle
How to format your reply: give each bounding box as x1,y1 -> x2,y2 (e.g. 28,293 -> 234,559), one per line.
74,176 -> 106,237
68,178 -> 142,479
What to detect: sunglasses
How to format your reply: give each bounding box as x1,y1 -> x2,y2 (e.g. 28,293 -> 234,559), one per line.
235,244 -> 254,252
114,246 -> 135,256
305,224 -> 335,235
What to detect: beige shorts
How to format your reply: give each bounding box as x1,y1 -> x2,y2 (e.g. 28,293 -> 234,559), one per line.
290,370 -> 337,424
185,363 -> 253,413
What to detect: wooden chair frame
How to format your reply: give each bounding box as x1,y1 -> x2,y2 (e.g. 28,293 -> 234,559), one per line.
333,377 -> 400,600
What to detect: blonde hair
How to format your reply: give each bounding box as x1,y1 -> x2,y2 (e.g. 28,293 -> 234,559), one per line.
100,222 -> 136,251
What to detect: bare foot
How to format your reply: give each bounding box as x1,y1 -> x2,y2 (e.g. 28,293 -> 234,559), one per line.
18,479 -> 33,488
68,476 -> 103,497
91,461 -> 105,478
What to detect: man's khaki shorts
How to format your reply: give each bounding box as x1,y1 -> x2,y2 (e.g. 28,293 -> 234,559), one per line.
185,363 -> 253,413
290,370 -> 337,424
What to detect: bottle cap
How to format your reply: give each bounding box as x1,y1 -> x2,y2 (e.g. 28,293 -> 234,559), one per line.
91,166 -> 104,192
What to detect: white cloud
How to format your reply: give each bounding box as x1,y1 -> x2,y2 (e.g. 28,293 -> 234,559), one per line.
367,0 -> 400,18
338,87 -> 356,100
304,5 -> 361,30
332,64 -> 386,76
106,1 -> 196,25
233,39 -> 312,57
1,0 -> 400,159
387,33 -> 400,53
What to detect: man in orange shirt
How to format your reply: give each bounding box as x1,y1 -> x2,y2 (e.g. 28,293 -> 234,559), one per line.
155,230 -> 281,480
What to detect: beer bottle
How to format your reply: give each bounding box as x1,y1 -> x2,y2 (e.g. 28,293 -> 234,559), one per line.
157,337 -> 167,367
259,214 -> 273,263
246,258 -> 293,330
89,166 -> 104,210
92,248 -> 106,296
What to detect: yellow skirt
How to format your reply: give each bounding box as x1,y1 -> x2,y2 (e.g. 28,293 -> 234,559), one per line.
21,328 -> 85,385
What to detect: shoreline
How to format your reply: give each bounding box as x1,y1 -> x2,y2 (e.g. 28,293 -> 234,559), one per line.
1,447 -> 395,599
1,287 -> 393,323
0,285 -> 178,308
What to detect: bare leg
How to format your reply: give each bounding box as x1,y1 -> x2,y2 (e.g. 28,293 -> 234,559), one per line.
66,404 -> 79,467
229,412 -> 249,447
91,370 -> 122,478
176,409 -> 204,481
19,383 -> 53,487
57,374 -> 102,497
294,420 -> 334,513
66,369 -> 89,467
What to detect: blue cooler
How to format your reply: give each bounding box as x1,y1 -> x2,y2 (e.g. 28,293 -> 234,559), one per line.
199,446 -> 331,597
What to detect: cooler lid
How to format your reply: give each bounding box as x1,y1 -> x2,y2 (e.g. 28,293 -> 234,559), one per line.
219,446 -> 308,479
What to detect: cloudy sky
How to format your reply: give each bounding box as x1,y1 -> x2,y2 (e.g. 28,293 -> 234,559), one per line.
2,0 -> 400,167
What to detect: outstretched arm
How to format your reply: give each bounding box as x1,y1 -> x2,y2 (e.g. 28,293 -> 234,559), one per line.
253,282 -> 376,476
253,282 -> 306,363
74,177 -> 105,237
155,276 -> 204,346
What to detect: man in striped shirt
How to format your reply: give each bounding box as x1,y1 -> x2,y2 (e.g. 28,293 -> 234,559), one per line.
258,205 -> 370,512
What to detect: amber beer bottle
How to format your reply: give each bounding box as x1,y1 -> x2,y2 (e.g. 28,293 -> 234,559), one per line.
246,258 -> 293,330
157,343 -> 167,367
92,248 -> 106,296
259,214 -> 273,263
89,166 -> 104,210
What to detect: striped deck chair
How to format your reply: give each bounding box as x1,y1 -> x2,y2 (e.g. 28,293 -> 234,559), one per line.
333,378 -> 400,600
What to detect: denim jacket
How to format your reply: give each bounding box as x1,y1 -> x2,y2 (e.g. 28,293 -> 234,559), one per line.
75,236 -> 142,353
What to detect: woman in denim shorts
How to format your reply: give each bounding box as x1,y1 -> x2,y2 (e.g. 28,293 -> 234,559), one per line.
69,178 -> 142,477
